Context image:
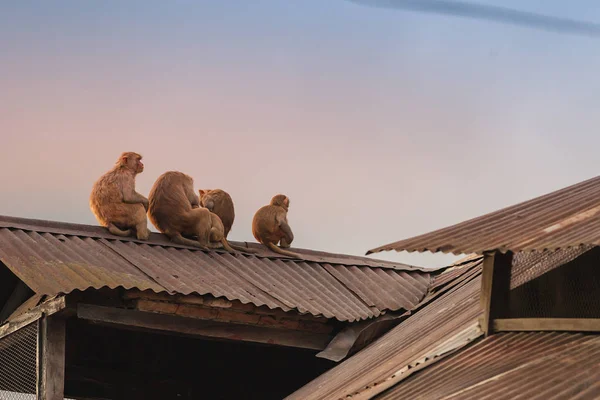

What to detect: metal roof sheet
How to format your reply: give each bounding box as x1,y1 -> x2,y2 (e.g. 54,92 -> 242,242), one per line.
290,249 -> 596,399
285,259 -> 483,399
376,331 -> 600,400
0,215 -> 431,322
368,175 -> 600,256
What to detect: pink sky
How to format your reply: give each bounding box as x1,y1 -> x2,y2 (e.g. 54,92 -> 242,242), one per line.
1,1 -> 599,267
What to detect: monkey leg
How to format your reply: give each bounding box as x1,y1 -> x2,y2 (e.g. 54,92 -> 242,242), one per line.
279,222 -> 294,248
135,220 -> 150,241
107,223 -> 132,237
266,242 -> 301,258
167,232 -> 206,249
207,227 -> 236,253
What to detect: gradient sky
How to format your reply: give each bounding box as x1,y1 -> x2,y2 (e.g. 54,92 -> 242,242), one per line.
1,1 -> 599,268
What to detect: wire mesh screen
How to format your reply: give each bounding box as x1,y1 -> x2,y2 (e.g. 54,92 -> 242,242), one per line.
508,246 -> 600,318
510,245 -> 594,290
0,322 -> 38,400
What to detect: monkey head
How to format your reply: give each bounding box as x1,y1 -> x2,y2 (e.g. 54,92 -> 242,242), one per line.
270,194 -> 289,210
118,152 -> 144,174
198,190 -> 215,211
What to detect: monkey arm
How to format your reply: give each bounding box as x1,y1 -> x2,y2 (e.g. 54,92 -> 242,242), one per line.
185,187 -> 200,208
121,183 -> 149,209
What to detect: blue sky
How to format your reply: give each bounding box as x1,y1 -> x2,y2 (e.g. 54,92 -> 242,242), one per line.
1,1 -> 599,267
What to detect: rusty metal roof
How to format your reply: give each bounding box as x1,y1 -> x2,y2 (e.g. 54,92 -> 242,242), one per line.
368,175 -> 600,256
286,258 -> 483,399
290,248 -> 598,399
376,331 -> 600,400
0,215 -> 431,322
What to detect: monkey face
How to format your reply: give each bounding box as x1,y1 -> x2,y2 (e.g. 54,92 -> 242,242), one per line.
136,157 -> 144,173
271,194 -> 289,209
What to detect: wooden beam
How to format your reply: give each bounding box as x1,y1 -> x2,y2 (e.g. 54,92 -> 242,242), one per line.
133,299 -> 333,334
0,296 -> 68,340
494,318 -> 600,332
480,251 -> 513,336
38,315 -> 66,400
77,303 -> 331,351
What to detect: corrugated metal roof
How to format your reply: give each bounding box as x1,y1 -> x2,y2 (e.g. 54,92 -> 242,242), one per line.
285,259 -> 483,399
376,332 -> 600,400
368,175 -> 600,256
290,249 -> 596,399
0,215 -> 431,322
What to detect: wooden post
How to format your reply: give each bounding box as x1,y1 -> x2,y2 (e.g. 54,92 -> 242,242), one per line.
37,315 -> 66,400
480,250 -> 513,336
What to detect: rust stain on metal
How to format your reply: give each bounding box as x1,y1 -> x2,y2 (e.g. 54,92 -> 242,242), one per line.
290,251 -> 597,400
286,261 -> 483,400
376,332 -> 600,400
368,175 -> 600,255
0,215 -> 431,322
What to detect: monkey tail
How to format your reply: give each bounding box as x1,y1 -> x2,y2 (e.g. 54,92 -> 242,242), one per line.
266,242 -> 301,259
107,223 -> 133,237
220,238 -> 237,253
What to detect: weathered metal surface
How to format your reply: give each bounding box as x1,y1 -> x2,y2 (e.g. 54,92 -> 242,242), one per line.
376,332 -> 600,400
285,264 -> 483,400
368,175 -> 600,255
430,255 -> 482,291
0,216 -> 431,322
0,214 -> 426,271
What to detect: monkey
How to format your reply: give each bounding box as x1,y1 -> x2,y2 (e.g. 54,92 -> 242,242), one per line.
147,171 -> 241,253
252,194 -> 301,258
198,189 -> 235,237
89,152 -> 150,240
198,189 -> 257,253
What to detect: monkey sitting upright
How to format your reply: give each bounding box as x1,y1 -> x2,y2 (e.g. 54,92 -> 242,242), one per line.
252,194 -> 301,258
89,152 -> 150,240
147,171 -> 239,252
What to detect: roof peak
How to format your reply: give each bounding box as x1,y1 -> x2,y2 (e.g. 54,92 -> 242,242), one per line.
0,214 -> 422,271
368,174 -> 600,256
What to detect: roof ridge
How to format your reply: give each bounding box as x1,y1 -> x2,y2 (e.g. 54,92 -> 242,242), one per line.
0,214 -> 422,271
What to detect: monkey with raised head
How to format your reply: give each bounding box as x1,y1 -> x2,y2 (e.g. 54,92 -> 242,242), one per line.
148,171 -> 242,252
252,194 -> 300,258
199,189 -> 257,253
90,152 -> 150,240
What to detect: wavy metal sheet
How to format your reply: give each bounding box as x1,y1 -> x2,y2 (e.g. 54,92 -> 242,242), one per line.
368,175 -> 600,255
286,264 -> 483,399
0,216 -> 431,322
377,332 -> 600,400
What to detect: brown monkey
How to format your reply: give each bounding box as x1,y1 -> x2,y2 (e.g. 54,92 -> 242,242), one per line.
147,171 -> 239,252
198,189 -> 235,237
199,189 -> 257,253
252,194 -> 300,258
90,152 -> 149,240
